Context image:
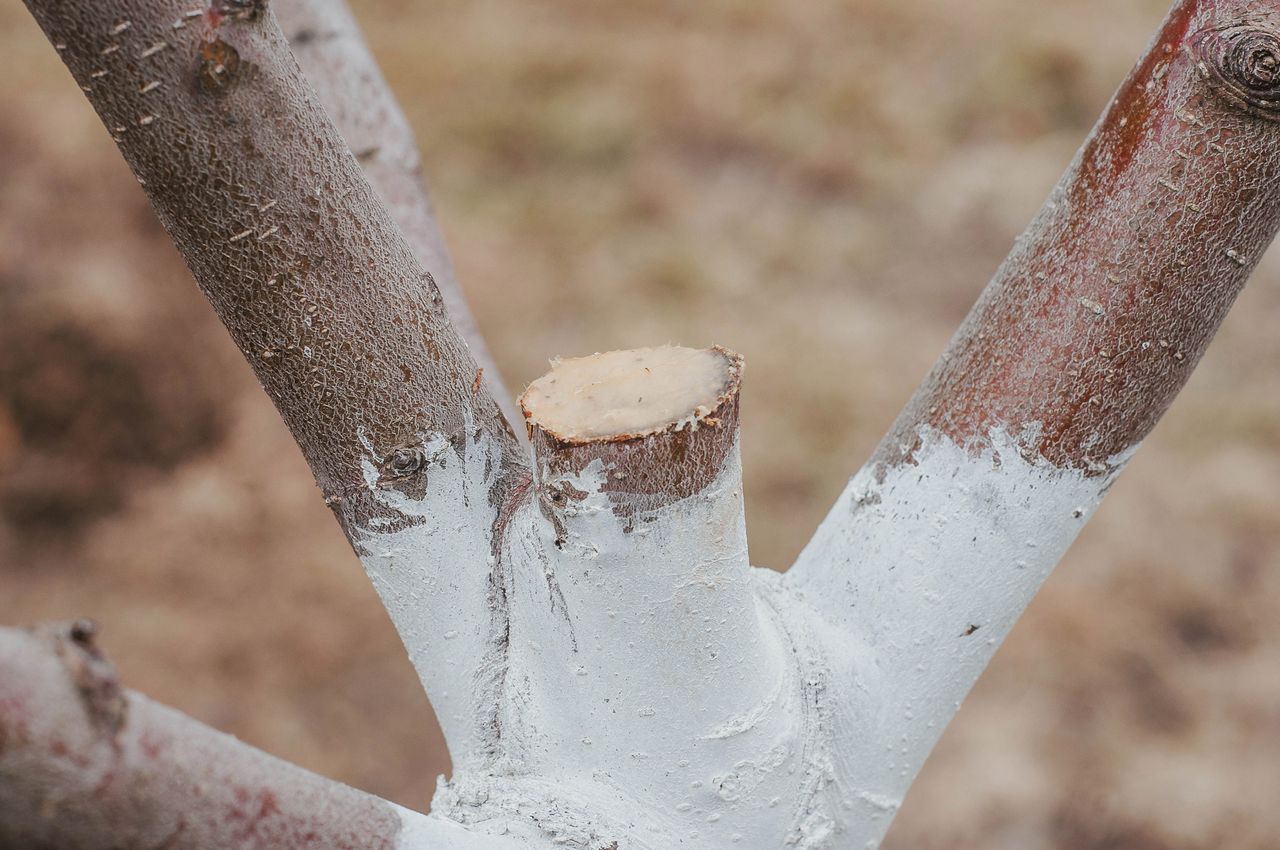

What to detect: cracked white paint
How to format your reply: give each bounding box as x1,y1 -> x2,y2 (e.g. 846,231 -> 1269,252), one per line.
352,421 -> 512,770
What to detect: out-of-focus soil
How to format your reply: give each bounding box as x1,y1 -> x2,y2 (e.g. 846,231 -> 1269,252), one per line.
2,0 -> 1278,846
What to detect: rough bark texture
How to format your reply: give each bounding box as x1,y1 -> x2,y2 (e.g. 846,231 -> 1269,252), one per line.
22,0 -> 525,536
879,0 -> 1280,472
14,1 -> 1280,849
22,0 -> 537,777
273,0 -> 520,430
0,622 -> 514,850
787,2 -> 1280,847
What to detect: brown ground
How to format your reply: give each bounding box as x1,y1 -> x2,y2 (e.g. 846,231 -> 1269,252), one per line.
2,0 -> 1279,847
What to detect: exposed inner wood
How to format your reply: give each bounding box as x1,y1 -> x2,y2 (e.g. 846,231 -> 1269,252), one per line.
521,346 -> 732,441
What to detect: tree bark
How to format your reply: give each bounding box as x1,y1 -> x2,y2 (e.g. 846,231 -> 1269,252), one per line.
0,622 -> 518,850
22,0 -> 525,534
880,1 -> 1280,472
22,0 -> 533,770
14,0 -> 1280,848
788,2 -> 1280,845
273,0 -> 520,430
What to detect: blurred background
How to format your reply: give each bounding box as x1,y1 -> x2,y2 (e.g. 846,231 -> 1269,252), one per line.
2,0 -> 1279,846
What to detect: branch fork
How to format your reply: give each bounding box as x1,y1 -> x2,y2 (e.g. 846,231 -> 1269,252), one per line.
10,0 -> 1280,847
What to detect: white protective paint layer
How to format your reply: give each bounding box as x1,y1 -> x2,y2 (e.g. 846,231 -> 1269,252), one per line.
505,443 -> 805,845
354,416 -> 1133,849
427,441 -> 861,848
352,423 -> 512,769
786,425 -> 1134,848
393,803 -> 534,848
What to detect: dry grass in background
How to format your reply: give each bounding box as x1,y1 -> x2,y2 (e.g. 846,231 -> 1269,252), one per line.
2,0 -> 1278,846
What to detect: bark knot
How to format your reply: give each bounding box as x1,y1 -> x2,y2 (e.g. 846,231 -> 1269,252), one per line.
1192,22 -> 1280,118
197,38 -> 243,96
377,435 -> 455,483
48,619 -> 128,742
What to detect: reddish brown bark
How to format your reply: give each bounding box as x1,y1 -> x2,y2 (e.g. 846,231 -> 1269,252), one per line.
883,0 -> 1280,472
22,0 -> 525,533
0,622 -> 404,850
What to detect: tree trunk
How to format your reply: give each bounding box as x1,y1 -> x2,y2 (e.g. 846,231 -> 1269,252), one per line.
11,0 -> 1280,847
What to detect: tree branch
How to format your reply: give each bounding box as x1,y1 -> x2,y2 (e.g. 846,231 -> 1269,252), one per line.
22,0 -> 524,530
22,0 -> 529,768
881,0 -> 1280,472
0,622 -> 517,849
273,0 -> 521,430
426,348 -> 807,846
514,348 -> 784,774
22,1 -> 1276,847
789,0 -> 1280,841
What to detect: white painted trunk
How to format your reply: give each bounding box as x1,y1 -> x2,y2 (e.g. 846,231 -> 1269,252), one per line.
14,0 -> 1280,847
352,349 -> 1128,849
